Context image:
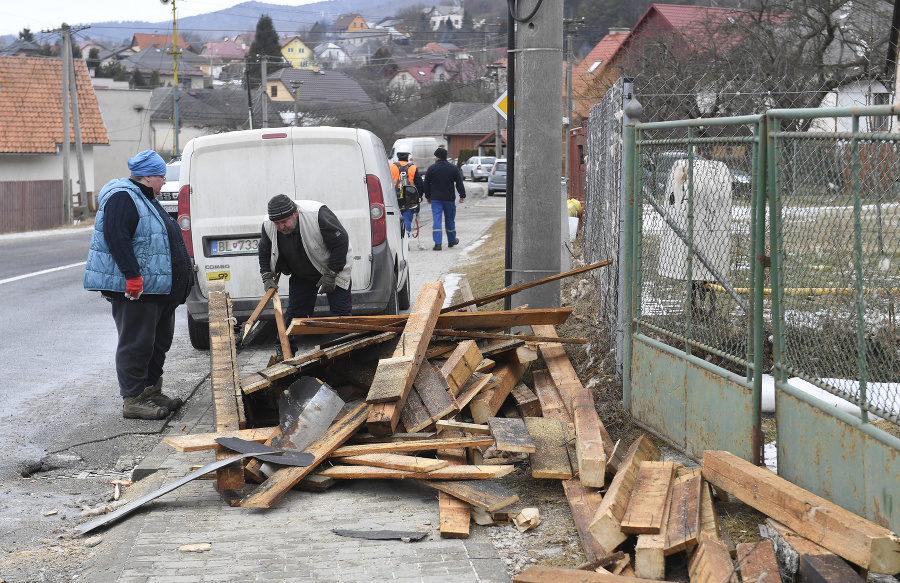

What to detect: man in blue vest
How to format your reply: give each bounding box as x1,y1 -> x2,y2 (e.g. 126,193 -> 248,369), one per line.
84,150 -> 194,420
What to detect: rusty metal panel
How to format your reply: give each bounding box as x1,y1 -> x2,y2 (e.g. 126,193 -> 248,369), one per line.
631,338 -> 686,447
631,336 -> 754,460
776,386 -> 900,535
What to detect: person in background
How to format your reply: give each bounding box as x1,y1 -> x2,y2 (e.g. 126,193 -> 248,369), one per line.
390,146 -> 425,235
258,194 -> 353,359
84,150 -> 193,420
423,147 -> 466,251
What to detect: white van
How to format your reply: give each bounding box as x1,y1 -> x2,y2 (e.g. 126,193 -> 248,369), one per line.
388,137 -> 439,174
176,127 -> 411,349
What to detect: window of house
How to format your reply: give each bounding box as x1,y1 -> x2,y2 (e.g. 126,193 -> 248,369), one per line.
271,85 -> 277,97
299,48 -> 305,54
288,47 -> 294,53
300,61 -> 308,68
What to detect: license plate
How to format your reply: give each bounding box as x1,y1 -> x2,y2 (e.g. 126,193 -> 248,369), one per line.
211,238 -> 260,255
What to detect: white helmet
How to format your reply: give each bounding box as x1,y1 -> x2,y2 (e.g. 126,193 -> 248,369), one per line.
396,145 -> 411,156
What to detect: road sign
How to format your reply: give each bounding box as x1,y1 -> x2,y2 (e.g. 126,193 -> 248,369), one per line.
492,91 -> 508,120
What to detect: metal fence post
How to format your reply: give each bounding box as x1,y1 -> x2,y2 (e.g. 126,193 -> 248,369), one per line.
751,116 -> 767,465
616,77 -> 634,381
621,96 -> 642,411
850,115 -> 869,425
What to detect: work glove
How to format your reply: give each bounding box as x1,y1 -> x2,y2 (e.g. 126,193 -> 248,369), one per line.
317,270 -> 337,294
125,276 -> 143,300
261,271 -> 277,291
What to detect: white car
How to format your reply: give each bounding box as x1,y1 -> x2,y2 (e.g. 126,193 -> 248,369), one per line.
460,156 -> 496,181
177,127 -> 411,349
158,158 -> 181,220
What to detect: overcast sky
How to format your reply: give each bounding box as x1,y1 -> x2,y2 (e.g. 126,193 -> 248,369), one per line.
0,0 -> 317,38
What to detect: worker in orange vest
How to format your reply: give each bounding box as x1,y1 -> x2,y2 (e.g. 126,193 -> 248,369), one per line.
390,146 -> 425,234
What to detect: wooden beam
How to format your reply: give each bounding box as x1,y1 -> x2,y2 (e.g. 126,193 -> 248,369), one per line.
319,464 -> 514,480
533,369 -> 573,424
688,532 -> 737,583
469,362 -> 525,424
241,287 -> 277,342
338,453 -> 449,472
800,553 -> 867,583
513,564 -> 672,583
240,402 -> 371,508
703,450 -> 900,574
330,436 -> 494,457
457,275 -> 478,311
737,540 -> 781,583
525,417 -> 573,480
287,307 -> 573,335
165,427 -> 278,452
454,372 -> 496,411
664,469 -> 703,555
588,434 -> 660,552
563,479 -> 608,562
439,492 -> 472,538
417,479 -> 519,512
440,340 -> 482,396
621,461 -> 677,534
635,535 -> 666,580
401,360 -> 457,432
436,419 -> 491,435
207,281 -> 246,494
512,383 -> 542,418
270,292 -> 292,360
698,482 -> 721,537
488,417 -> 536,453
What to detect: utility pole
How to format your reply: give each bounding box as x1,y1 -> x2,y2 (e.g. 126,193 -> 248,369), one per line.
563,18 -> 583,192
509,0 -> 564,311
487,63 -> 503,157
61,24 -> 71,224
245,58 -> 253,129
164,0 -> 181,158
290,80 -> 303,126
64,25 -> 88,218
261,56 -> 268,128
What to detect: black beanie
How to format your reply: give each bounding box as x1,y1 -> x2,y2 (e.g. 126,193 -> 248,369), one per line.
268,194 -> 296,221
434,147 -> 448,159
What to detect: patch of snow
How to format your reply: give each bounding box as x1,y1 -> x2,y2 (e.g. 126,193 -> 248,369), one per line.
441,272 -> 462,308
764,441 -> 778,472
760,374 -> 887,420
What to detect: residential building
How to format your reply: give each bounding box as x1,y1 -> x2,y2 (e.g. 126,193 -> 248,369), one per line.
0,39 -> 41,57
131,33 -> 189,52
571,29 -> 628,122
119,44 -> 206,89
93,88 -> 154,186
426,5 -> 464,31
281,36 -> 315,69
315,43 -> 351,69
394,102 -> 505,160
331,14 -> 369,34
264,68 -> 377,125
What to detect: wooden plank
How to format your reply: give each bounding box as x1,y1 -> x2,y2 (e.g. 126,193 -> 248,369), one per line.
409,360 -> 457,430
513,565 -> 673,583
338,453 -> 449,472
664,469 -> 703,555
621,461 -> 677,534
688,532 -> 736,583
165,427 -> 279,452
365,282 -> 445,433
765,518 -> 833,558
698,482 -> 720,537
562,478 -> 608,562
469,362 -> 525,424
588,434 -> 661,553
287,307 -> 573,335
524,417 -> 572,480
737,541 -> 781,583
440,340 -> 482,396
800,553 -> 866,583
488,417 -> 536,453
454,372 -> 496,411
207,281 -> 245,493
457,275 -> 479,312
702,450 -> 900,574
417,479 -> 519,512
399,386 -> 432,434
319,464 -> 514,480
481,337 -> 527,358
366,355 -> 416,403
330,436 -> 495,457
475,358 -> 496,373
512,383 -> 542,418
439,491 -> 471,538
346,431 -> 437,444
635,535 -> 666,580
270,292 -> 292,360
436,419 -> 492,435
533,369 -> 573,424
257,362 -> 297,382
240,402 -> 371,508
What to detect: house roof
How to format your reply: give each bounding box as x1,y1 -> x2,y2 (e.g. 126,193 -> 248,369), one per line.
201,39 -> 248,60
267,68 -> 374,103
571,30 -> 628,115
0,40 -> 41,56
120,45 -> 206,76
0,56 -> 108,154
281,36 -> 310,48
423,42 -> 451,54
332,14 -> 365,30
149,87 -> 282,129
396,65 -> 435,85
435,58 -> 486,84
131,33 -> 188,52
395,102 -> 504,137
475,129 -> 507,147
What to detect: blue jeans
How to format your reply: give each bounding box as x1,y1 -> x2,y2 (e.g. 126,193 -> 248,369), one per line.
402,208 -> 415,234
430,199 -> 456,245
285,277 -> 352,347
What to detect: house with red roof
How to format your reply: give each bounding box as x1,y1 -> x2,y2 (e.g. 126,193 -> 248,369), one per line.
131,33 -> 189,53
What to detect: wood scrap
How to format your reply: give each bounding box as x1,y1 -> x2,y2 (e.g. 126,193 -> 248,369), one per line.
476,358 -> 496,373
329,436 -> 494,457
687,532 -> 737,583
440,340 -> 482,396
454,372 -> 497,411
664,468 -> 703,555
487,417 -> 536,453
621,461 -> 677,535
736,540 -> 781,583
440,492 -> 472,538
513,564 -> 669,583
319,463 -> 514,480
417,479 -> 519,512
635,534 -> 666,580
698,481 -> 720,537
337,453 -> 449,472
296,320 -> 587,344
271,292 -> 292,360
511,383 -> 542,418
563,479 -> 609,562
457,274 -> 478,311
764,518 -> 834,577
436,419 -> 491,435
469,362 -> 525,424
165,427 -> 278,452
524,417 -> 573,480
533,369 -> 573,424
800,553 -> 866,583
702,450 -> 900,574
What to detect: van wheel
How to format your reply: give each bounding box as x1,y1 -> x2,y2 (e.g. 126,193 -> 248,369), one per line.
398,273 -> 411,311
383,275 -> 399,315
187,313 -> 210,350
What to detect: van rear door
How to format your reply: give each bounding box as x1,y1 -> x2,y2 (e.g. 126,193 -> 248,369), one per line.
188,130 -> 295,301
289,127 -> 372,290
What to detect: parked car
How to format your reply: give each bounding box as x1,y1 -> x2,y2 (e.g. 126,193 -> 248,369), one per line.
177,127 -> 411,349
487,159 -> 507,196
158,158 -> 181,220
460,156 -> 496,181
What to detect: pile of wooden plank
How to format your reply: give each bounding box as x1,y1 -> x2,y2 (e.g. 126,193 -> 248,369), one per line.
182,280 -> 900,582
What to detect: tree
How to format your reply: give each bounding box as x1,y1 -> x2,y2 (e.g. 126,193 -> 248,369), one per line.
86,47 -> 101,72
246,14 -> 286,89
18,28 -> 34,42
149,70 -> 162,87
131,69 -> 146,88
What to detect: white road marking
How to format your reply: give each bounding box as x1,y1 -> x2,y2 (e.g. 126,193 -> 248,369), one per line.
0,261 -> 86,285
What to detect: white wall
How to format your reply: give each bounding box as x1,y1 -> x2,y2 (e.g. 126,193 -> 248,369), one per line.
0,147 -> 96,198
93,88 -> 154,188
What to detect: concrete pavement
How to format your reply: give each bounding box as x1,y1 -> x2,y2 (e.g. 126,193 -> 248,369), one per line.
78,183 -> 511,582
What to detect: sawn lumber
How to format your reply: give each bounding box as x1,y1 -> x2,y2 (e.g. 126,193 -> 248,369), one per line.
318,463 -> 514,480
165,427 -> 278,452
329,436 -> 494,457
702,450 -> 900,574
513,564 -> 673,583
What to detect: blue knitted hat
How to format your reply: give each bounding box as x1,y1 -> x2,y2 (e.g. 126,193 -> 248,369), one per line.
128,150 -> 167,177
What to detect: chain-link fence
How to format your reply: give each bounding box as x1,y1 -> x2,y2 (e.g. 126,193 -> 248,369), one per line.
770,110 -> 900,424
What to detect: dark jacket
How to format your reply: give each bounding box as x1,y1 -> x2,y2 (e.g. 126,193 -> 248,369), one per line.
423,159 -> 466,202
95,179 -> 193,304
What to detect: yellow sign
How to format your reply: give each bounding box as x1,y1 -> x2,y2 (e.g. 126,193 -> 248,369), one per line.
492,91 -> 508,120
206,271 -> 230,281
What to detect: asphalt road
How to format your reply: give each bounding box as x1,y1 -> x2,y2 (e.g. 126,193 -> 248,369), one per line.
0,180 -> 505,581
